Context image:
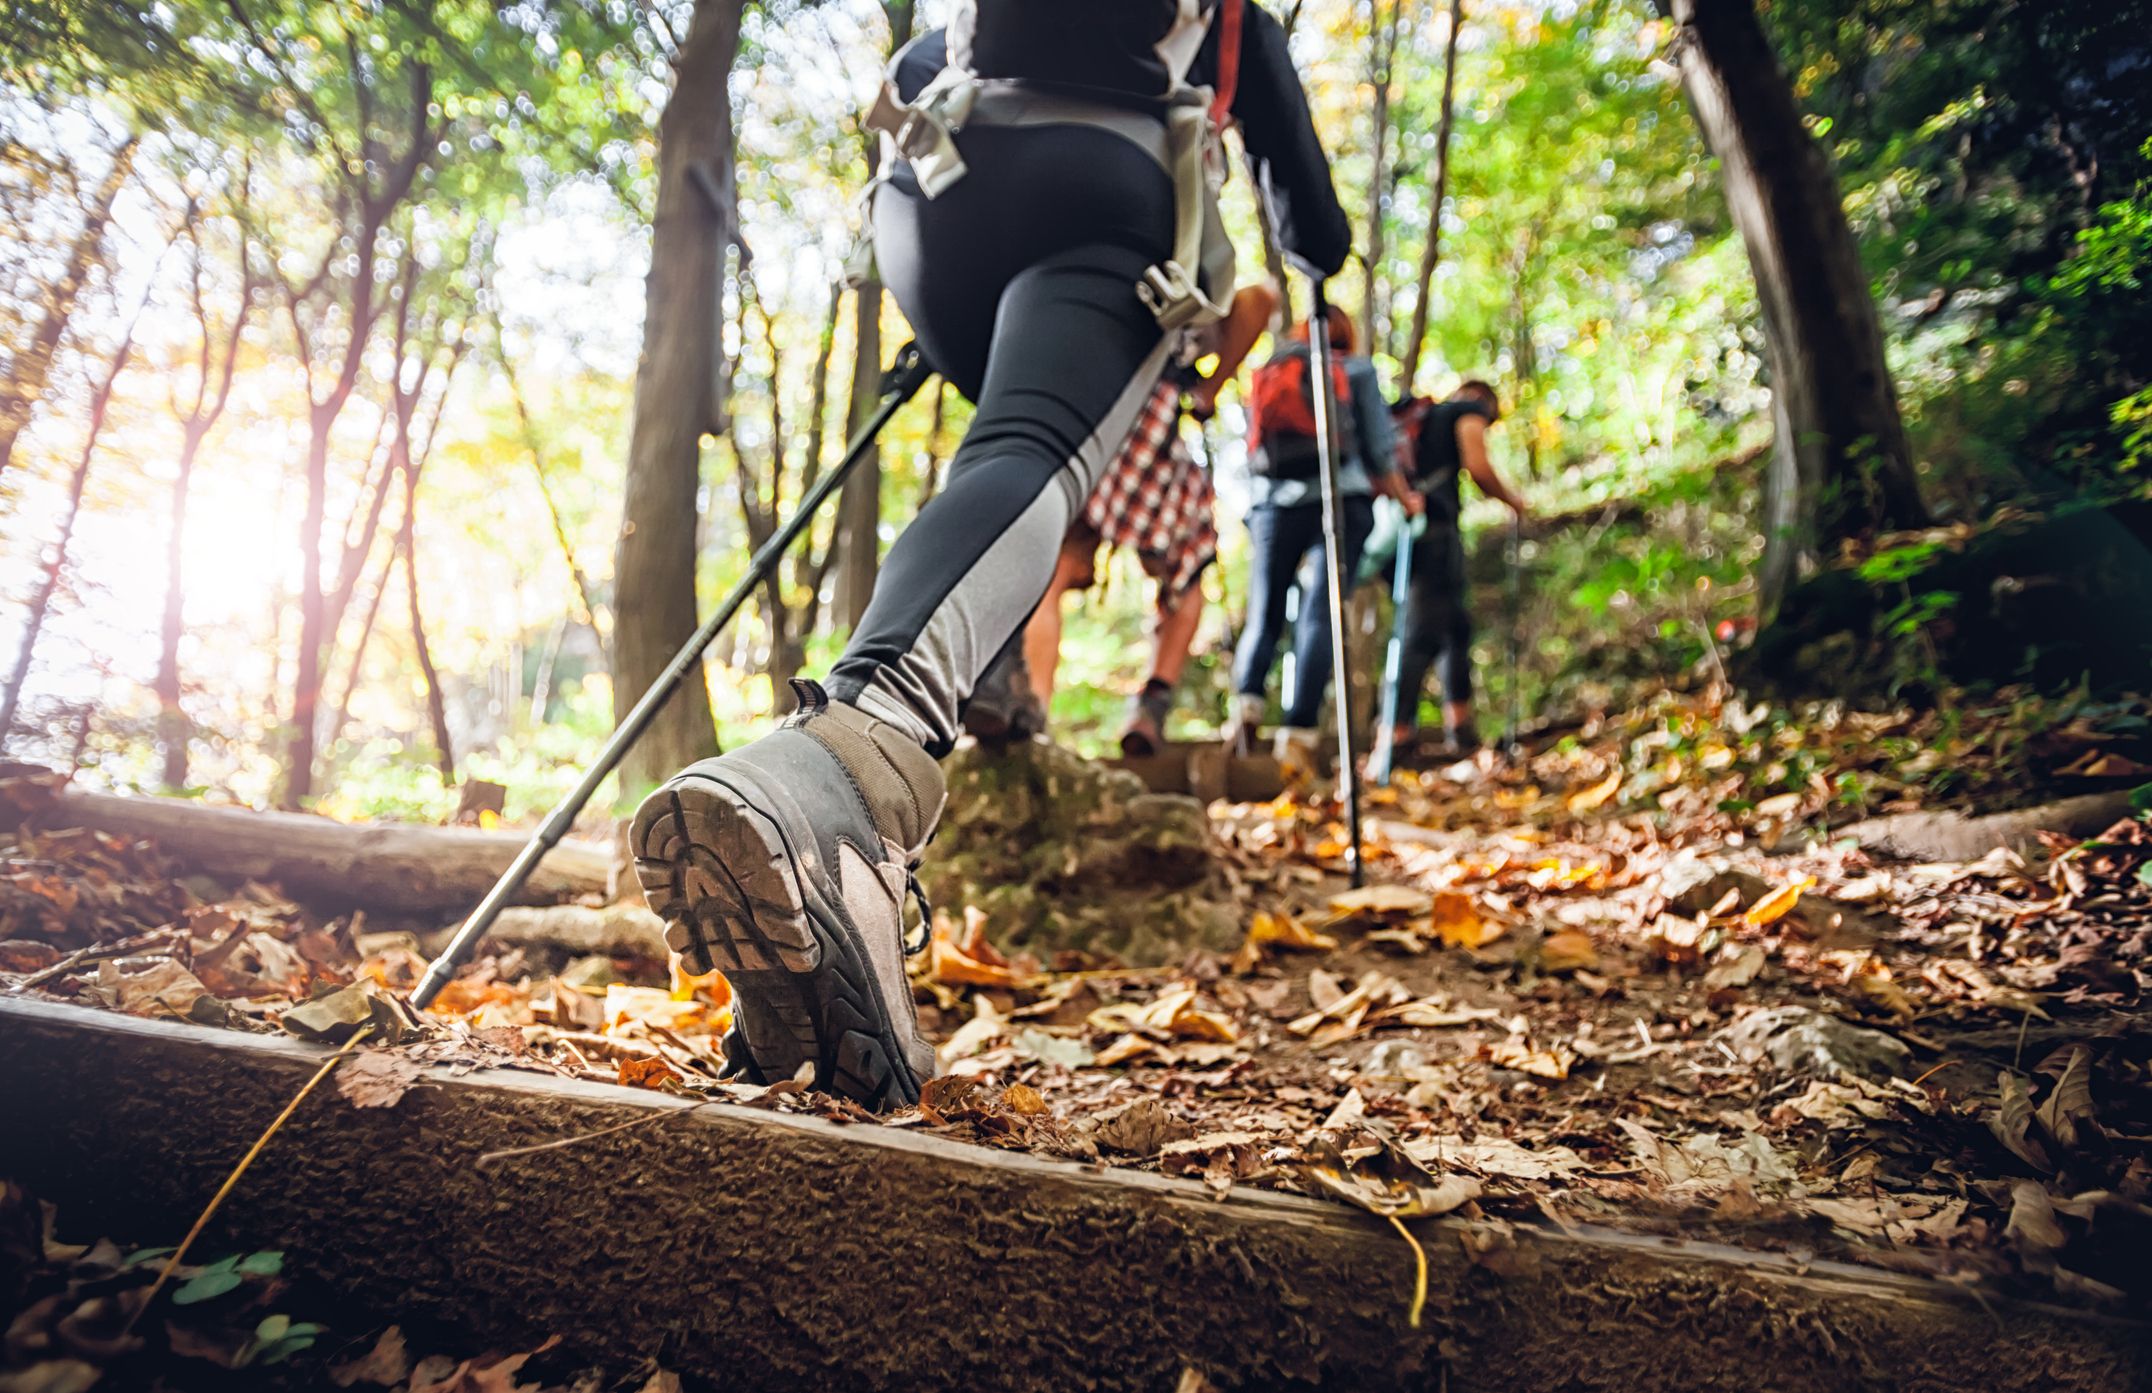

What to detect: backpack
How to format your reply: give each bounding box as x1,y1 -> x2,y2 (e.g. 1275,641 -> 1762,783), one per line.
1246,341 -> 1355,480
868,0 -> 1245,330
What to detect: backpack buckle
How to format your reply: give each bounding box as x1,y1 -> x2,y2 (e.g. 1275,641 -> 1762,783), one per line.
1138,261 -> 1207,330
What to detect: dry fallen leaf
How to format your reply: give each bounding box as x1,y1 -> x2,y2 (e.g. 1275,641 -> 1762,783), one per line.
1743,877 -> 1816,930
1565,768 -> 1622,814
1327,884 -> 1435,919
331,1326 -> 411,1388
1538,930 -> 1599,974
1428,891 -> 1496,948
1247,910 -> 1338,952
616,1056 -> 681,1091
1001,1082 -> 1049,1116
1487,1037 -> 1577,1081
336,1050 -> 424,1110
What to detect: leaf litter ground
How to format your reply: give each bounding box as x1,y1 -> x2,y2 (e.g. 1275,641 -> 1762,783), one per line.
4,685 -> 2151,1375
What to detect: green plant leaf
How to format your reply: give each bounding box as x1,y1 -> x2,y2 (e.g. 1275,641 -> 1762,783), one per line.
172,1268 -> 244,1306
122,1246 -> 176,1268
236,1250 -> 285,1277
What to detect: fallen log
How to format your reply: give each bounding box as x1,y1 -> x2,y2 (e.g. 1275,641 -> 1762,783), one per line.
1843,789 -> 2136,863
37,788 -> 612,914
0,996 -> 2140,1393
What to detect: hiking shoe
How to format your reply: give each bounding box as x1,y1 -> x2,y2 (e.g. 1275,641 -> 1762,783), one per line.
1119,680 -> 1175,758
962,646 -> 1046,746
1273,725 -> 1322,784
630,680 -> 944,1109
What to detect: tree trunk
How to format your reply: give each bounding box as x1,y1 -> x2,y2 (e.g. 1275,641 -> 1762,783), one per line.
834,0 -> 917,634
0,302 -> 144,747
1398,0 -> 1463,392
402,500 -> 456,785
611,0 -> 746,799
0,138 -> 136,481
324,534 -> 399,756
1359,0 -> 1405,354
1662,0 -> 1928,616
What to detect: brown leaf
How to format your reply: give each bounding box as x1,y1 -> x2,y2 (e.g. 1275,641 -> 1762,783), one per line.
1990,1071 -> 2053,1173
1089,1097 -> 1195,1156
336,1050 -> 424,1110
1000,1083 -> 1049,1117
2036,1046 -> 2096,1153
1487,1037 -> 1576,1081
330,1326 -> 411,1388
101,958 -> 210,1019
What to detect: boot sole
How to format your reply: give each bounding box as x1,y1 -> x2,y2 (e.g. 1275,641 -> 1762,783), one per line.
630,775 -> 925,1109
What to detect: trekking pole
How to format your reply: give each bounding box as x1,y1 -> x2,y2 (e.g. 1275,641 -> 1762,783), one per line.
1504,510 -> 1524,760
1303,277 -> 1364,887
1369,500 -> 1414,787
411,343 -> 935,1010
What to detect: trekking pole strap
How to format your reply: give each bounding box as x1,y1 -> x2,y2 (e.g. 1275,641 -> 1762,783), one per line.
410,345 -> 936,1010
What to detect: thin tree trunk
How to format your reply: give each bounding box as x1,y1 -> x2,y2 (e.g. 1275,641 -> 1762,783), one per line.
834,0 -> 918,633
0,137 -> 136,481
1399,0 -> 1464,391
611,0 -> 745,798
792,278 -> 844,645
530,615 -> 568,723
401,484 -> 455,785
1661,0 -> 1927,616
1359,0 -> 1405,353
0,303 -> 145,746
918,381 -> 948,506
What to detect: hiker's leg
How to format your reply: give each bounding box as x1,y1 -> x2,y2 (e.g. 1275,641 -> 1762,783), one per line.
1149,573 -> 1206,688
1392,525 -> 1451,738
1232,504 -> 1312,702
1281,497 -> 1375,728
1021,535 -> 1097,705
825,245 -> 1173,751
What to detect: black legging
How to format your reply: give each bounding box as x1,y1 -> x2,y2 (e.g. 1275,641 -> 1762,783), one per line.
822,125 -> 1176,755
1395,522 -> 1473,714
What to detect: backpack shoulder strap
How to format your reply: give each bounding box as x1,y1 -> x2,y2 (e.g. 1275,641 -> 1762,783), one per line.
1208,0 -> 1244,128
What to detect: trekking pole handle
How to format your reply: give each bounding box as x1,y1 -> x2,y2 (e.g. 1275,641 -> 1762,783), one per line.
410,343 -> 935,1010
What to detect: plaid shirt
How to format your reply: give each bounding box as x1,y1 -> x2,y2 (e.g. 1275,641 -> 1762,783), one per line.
1081,380 -> 1219,610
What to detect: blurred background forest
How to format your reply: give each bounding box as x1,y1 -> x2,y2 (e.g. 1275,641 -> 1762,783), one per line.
2,0 -> 2148,824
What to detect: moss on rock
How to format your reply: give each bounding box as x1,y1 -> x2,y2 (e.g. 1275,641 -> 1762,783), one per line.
922,741 -> 1242,963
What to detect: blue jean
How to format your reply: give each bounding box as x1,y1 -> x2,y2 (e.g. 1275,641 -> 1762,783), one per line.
1232,497 -> 1375,728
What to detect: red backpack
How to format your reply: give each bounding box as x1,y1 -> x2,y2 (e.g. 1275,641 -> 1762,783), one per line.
1246,343 -> 1355,479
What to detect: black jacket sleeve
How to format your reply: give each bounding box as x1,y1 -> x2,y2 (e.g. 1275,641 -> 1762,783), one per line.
1207,4 -> 1350,278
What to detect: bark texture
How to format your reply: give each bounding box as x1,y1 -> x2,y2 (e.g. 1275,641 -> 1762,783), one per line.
1,997 -> 2142,1393
1663,0 -> 1927,616
611,0 -> 745,798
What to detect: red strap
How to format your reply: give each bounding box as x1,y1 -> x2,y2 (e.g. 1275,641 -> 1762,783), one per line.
1208,0 -> 1244,128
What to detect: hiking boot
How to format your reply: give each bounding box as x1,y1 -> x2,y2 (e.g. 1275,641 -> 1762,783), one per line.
630,680 -> 944,1109
963,646 -> 1047,746
1119,679 -> 1175,758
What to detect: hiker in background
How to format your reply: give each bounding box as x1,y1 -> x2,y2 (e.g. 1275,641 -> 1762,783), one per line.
1386,379 -> 1527,758
969,280 -> 1282,756
630,1 -> 1350,1109
1227,305 -> 1407,764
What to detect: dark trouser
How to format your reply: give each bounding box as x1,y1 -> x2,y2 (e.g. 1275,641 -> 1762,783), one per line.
824,125 -> 1176,755
1395,521 -> 1473,717
1232,496 -> 1376,729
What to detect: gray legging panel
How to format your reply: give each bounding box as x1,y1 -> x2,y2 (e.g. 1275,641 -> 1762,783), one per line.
823,124 -> 1176,754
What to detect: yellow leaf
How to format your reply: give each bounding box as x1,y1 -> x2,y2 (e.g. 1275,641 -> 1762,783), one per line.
1566,769 -> 1623,815
1001,1082 -> 1049,1116
1248,911 -> 1338,952
1742,877 -> 1816,930
477,809 -> 501,830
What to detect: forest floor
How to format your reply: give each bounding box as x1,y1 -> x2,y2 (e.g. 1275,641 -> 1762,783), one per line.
2,684 -> 2150,1390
